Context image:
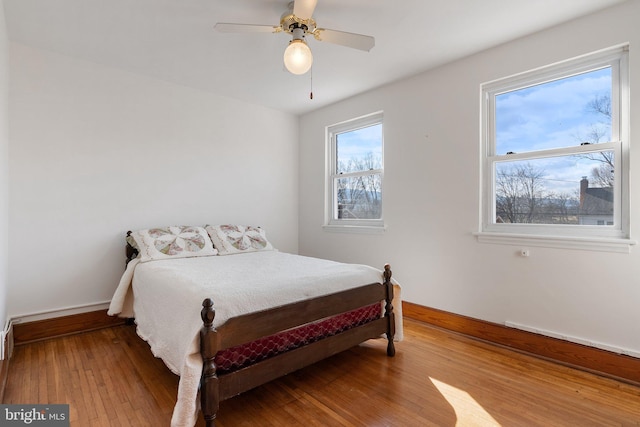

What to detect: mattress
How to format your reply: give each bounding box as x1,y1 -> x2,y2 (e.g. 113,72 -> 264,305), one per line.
214,302 -> 381,374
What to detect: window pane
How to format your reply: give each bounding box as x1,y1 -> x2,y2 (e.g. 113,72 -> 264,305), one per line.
494,152 -> 614,225
336,124 -> 382,174
496,68 -> 612,155
336,174 -> 382,219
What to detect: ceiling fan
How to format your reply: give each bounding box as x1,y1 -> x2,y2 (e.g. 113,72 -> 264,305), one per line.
214,0 -> 375,75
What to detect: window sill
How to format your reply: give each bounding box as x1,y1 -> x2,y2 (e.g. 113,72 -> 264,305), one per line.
323,224 -> 387,234
473,232 -> 636,253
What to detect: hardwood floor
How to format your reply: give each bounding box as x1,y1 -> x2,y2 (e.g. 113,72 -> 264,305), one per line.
4,319 -> 640,426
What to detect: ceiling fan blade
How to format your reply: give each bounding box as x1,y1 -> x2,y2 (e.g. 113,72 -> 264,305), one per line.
314,28 -> 375,52
293,0 -> 318,20
214,23 -> 279,33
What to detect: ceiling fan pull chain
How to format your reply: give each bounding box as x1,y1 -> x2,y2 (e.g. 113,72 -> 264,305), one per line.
310,66 -> 313,100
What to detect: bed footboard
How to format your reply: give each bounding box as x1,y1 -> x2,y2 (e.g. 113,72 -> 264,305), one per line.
199,264 -> 396,427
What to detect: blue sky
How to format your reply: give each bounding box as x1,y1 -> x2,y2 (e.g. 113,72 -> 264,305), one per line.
336,123 -> 383,172
334,69 -> 612,195
495,67 -> 612,194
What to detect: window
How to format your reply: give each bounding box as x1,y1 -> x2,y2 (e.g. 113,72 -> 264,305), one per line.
479,46 -> 632,250
326,112 -> 384,231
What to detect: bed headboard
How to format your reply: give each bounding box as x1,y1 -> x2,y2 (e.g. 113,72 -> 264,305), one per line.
125,230 -> 139,264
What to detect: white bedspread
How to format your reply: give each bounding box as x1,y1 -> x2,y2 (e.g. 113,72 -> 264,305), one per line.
108,251 -> 402,427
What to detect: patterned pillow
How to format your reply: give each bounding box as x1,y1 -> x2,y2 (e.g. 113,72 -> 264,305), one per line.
130,226 -> 218,262
205,225 -> 274,255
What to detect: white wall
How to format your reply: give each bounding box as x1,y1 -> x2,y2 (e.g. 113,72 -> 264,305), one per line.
299,1 -> 640,356
0,0 -> 9,328
8,43 -> 299,318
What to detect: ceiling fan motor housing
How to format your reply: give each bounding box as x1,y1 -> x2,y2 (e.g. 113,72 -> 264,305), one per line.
290,25 -> 307,41
280,12 -> 316,36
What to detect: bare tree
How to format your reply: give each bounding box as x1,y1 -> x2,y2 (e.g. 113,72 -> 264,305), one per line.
496,163 -> 580,224
544,192 -> 578,224
590,162 -> 614,187
577,93 -> 614,186
496,163 -> 547,223
336,152 -> 382,219
588,93 -> 611,118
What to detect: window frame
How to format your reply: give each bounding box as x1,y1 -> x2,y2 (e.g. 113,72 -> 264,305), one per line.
324,111 -> 385,232
478,46 -> 634,252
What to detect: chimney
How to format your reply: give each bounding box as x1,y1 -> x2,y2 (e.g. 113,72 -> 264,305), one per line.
580,176 -> 588,209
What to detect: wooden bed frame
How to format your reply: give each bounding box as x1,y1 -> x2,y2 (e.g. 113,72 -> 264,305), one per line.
125,232 -> 396,427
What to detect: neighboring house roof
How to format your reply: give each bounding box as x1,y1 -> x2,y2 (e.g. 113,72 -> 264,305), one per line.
579,178 -> 613,216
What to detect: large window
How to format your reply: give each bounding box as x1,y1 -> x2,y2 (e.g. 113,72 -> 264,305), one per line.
326,112 -> 384,230
480,46 -> 630,249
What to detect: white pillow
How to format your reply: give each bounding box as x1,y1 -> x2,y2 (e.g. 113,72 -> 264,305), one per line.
205,225 -> 274,255
130,226 -> 217,262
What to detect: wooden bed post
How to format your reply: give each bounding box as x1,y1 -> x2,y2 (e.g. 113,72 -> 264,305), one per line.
383,264 -> 396,357
200,299 -> 220,427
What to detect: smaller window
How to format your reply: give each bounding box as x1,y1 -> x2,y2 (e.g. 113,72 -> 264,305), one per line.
326,112 -> 384,230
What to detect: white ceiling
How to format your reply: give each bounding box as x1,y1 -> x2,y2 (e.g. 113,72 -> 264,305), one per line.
3,0 -> 628,115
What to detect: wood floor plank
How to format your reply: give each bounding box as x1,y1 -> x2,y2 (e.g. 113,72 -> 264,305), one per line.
3,319 -> 640,426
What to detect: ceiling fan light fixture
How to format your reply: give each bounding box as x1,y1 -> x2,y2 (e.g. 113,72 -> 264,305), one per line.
283,39 -> 313,75
216,0 -> 375,76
